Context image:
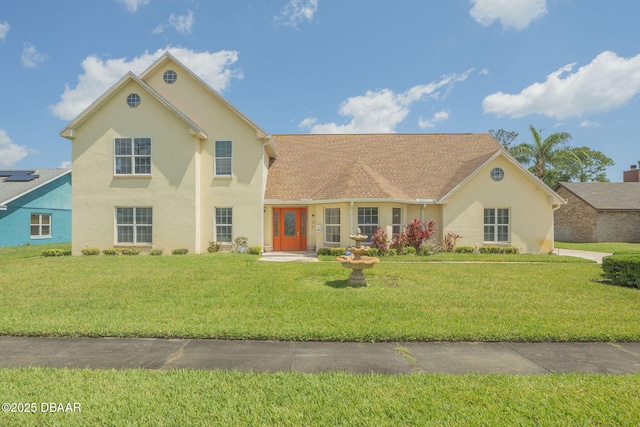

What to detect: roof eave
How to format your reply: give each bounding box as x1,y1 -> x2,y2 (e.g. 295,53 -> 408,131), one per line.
0,169 -> 71,206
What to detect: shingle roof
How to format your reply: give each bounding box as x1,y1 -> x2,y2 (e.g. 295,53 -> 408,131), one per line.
558,182 -> 640,210
0,169 -> 71,207
264,134 -> 502,202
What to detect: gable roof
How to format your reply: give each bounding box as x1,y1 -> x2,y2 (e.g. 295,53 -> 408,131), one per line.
265,133 -> 505,203
60,71 -> 207,140
557,182 -> 640,210
0,169 -> 71,209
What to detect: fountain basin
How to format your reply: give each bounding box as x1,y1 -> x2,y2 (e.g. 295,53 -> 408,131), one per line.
337,253 -> 380,286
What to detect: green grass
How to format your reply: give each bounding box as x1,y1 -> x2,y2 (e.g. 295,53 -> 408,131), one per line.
1,243 -> 638,341
555,241 -> 640,253
2,368 -> 639,426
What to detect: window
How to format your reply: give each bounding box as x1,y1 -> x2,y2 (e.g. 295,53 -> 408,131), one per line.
30,214 -> 51,238
215,141 -> 232,176
484,208 -> 509,242
216,208 -> 232,243
116,207 -> 152,244
357,207 -> 378,242
127,93 -> 140,108
115,138 -> 151,175
324,208 -> 340,243
163,70 -> 177,84
392,208 -> 402,235
491,167 -> 504,181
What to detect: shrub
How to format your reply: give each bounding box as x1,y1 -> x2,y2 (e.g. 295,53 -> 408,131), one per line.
502,246 -> 520,254
330,247 -> 346,256
371,227 -> 389,252
149,249 -> 163,256
418,239 -> 443,256
317,248 -> 332,256
247,246 -> 262,255
385,248 -> 397,257
390,232 -> 408,251
41,249 -> 66,257
478,246 -> 520,254
102,249 -> 119,256
121,248 -> 140,255
403,219 -> 436,251
172,248 -> 189,255
233,236 -> 248,253
207,241 -> 221,253
402,246 -> 417,256
442,232 -> 462,252
455,246 -> 475,254
366,247 -> 381,257
81,247 -> 100,256
602,253 -> 640,287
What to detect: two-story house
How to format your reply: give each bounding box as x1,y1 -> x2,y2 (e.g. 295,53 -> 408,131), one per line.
61,53 -> 564,255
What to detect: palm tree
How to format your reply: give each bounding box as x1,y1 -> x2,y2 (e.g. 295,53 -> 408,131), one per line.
509,125 -> 576,186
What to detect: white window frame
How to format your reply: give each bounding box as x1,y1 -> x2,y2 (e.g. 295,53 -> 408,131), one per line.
114,137 -> 152,176
357,207 -> 379,242
115,207 -> 153,245
30,213 -> 51,239
215,207 -> 233,243
392,207 -> 402,235
215,140 -> 233,177
324,208 -> 341,244
484,208 -> 510,243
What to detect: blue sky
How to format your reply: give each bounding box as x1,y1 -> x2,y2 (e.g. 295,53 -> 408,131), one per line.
1,0 -> 639,181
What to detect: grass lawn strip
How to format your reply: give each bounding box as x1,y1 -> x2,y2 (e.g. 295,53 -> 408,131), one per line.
1,244 -> 638,341
1,368 -> 639,426
555,241 -> 640,253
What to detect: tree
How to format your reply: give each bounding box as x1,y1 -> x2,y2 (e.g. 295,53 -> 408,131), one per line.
548,146 -> 614,183
488,129 -> 519,151
510,125 -> 576,186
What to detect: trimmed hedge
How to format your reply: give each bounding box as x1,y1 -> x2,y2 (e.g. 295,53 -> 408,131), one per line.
149,249 -> 163,256
478,246 -> 520,254
247,246 -> 262,255
172,248 -> 189,255
455,246 -> 475,254
41,249 -> 66,257
602,253 -> 640,287
81,247 -> 100,256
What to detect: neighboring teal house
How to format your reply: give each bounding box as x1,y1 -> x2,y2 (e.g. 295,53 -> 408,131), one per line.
0,169 -> 71,247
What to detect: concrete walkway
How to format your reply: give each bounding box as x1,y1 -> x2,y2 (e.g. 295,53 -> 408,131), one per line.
1,337 -> 639,374
259,251 -> 319,262
556,248 -> 612,264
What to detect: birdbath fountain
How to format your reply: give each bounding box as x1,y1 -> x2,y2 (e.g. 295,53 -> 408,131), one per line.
336,228 -> 380,287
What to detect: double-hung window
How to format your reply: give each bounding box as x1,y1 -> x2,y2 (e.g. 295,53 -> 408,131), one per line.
116,207 -> 152,244
324,208 -> 341,244
484,208 -> 510,243
115,138 -> 151,175
357,207 -> 378,242
392,208 -> 402,235
215,141 -> 232,176
30,213 -> 51,238
216,208 -> 232,243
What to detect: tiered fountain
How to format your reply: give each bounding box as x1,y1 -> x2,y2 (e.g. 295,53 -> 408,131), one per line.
336,228 -> 380,286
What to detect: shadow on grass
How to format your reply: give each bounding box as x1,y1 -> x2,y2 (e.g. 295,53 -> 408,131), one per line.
591,278 -> 639,290
325,279 -> 351,289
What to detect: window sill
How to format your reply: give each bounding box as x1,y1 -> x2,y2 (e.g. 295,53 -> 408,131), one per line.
114,243 -> 153,248
113,174 -> 151,179
214,175 -> 233,180
482,242 -> 511,246
30,236 -> 52,240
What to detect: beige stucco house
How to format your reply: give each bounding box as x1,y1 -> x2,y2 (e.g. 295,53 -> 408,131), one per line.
62,53 -> 565,255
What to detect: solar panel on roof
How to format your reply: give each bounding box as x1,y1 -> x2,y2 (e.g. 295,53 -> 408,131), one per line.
0,170 -> 40,182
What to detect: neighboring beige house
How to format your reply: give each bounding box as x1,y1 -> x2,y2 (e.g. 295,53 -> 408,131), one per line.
62,52 -> 565,255
554,164 -> 640,243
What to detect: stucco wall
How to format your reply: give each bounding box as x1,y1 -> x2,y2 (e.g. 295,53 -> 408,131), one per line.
0,174 -> 71,247
442,155 -> 556,253
553,186 -> 598,242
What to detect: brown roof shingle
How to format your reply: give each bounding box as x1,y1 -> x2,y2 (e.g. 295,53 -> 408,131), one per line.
265,134 -> 502,201
558,182 -> 640,210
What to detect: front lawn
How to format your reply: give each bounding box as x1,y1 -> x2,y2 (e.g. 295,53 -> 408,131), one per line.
2,368 -> 639,426
555,241 -> 640,253
1,244 -> 638,341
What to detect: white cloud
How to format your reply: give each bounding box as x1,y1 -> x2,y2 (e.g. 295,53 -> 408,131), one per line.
470,0 -> 547,30
479,69 -> 489,75
275,0 -> 318,28
0,130 -> 29,167
21,43 -> 48,68
0,21 -> 9,41
155,10 -> 195,34
483,51 -> 640,119
300,70 -> 472,133
59,161 -> 72,169
579,120 -> 601,128
419,111 -> 450,129
117,0 -> 149,13
50,47 -> 242,121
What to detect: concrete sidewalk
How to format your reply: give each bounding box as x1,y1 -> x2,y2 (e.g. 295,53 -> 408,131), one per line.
556,248 -> 612,264
1,337 -> 639,374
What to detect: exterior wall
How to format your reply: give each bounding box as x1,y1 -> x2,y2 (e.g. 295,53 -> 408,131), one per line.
146,62 -> 266,251
595,211 -> 640,242
553,186 -> 598,242
0,174 -> 71,247
71,79 -> 200,255
442,155 -> 556,253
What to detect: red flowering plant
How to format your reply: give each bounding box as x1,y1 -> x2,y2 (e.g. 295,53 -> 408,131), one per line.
371,227 -> 389,253
402,219 -> 435,251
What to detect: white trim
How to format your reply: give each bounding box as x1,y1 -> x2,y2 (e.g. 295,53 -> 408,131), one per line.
265,197 -> 437,206
324,207 -> 341,244
114,137 -> 152,176
214,140 -> 233,177
30,213 -> 52,239
214,207 -> 233,243
115,206 -> 153,245
483,207 -> 510,244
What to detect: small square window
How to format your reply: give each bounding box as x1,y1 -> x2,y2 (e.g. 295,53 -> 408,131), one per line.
163,70 -> 177,84
127,93 -> 140,108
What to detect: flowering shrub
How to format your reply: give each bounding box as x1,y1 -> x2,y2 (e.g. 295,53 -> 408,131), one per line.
402,219 -> 435,251
371,228 -> 389,252
442,232 -> 462,252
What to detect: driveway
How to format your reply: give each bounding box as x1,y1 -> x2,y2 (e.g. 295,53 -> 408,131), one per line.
556,248 -> 612,264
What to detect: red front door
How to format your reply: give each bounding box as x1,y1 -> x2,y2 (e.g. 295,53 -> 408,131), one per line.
273,207 -> 307,251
